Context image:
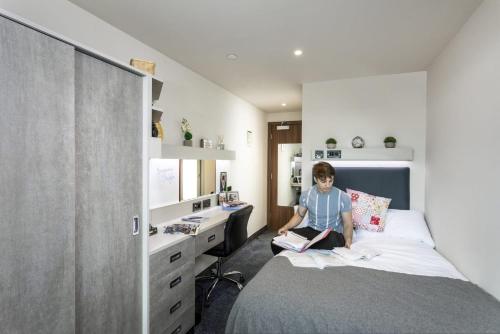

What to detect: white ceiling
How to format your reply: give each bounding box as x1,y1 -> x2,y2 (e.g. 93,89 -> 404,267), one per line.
69,0 -> 481,112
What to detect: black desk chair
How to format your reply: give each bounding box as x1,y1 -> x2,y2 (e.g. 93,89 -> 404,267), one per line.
197,205 -> 253,301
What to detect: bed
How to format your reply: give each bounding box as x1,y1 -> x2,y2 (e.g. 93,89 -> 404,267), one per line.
225,168 -> 500,334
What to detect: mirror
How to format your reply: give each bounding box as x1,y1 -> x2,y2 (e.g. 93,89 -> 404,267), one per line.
277,144 -> 302,207
149,159 -> 217,208
180,160 -> 216,201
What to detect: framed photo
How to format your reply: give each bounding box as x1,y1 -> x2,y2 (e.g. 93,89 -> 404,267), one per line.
219,191 -> 239,203
313,149 -> 325,160
326,149 -> 342,159
227,191 -> 239,202
219,172 -> 227,192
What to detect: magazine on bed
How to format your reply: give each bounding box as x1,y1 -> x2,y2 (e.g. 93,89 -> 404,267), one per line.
272,228 -> 331,252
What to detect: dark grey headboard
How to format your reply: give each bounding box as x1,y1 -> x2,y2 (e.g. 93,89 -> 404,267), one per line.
313,167 -> 410,209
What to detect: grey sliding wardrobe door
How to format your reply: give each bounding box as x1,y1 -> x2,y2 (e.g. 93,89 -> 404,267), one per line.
75,51 -> 143,334
0,16 -> 76,334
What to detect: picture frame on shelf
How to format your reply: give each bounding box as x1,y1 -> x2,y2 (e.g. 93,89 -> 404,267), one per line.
313,149 -> 325,160
326,149 -> 342,159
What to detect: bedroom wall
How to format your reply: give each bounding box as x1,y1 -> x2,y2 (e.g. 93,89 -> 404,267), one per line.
302,72 -> 427,211
426,0 -> 500,300
266,110 -> 302,122
0,0 -> 268,236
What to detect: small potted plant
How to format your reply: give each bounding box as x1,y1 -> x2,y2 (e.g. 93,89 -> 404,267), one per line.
181,118 -> 193,146
326,138 -> 337,149
384,136 -> 397,148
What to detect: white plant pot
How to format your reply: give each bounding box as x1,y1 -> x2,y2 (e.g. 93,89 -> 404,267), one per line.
326,143 -> 336,149
385,142 -> 396,148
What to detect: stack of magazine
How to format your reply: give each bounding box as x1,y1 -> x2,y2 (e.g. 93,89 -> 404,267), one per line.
163,216 -> 208,235
164,224 -> 200,235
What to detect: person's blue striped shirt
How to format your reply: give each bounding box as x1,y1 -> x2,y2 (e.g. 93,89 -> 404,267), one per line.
299,186 -> 352,233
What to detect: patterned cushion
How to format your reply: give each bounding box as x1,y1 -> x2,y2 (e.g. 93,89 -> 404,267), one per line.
346,188 -> 392,232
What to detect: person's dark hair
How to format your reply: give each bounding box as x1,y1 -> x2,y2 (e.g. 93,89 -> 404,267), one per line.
313,162 -> 335,181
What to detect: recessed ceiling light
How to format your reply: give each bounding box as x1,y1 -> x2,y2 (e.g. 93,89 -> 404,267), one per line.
226,53 -> 238,60
281,103 -> 287,107
293,49 -> 303,56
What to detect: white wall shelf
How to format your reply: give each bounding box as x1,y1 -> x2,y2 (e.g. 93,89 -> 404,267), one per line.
312,147 -> 413,161
162,145 -> 236,160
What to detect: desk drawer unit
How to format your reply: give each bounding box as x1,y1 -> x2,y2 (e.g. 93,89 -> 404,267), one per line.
164,305 -> 195,334
150,260 -> 194,312
150,238 -> 195,334
150,287 -> 194,334
195,223 -> 225,257
150,237 -> 195,276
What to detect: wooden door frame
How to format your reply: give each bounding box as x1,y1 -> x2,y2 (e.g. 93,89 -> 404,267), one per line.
267,121 -> 302,229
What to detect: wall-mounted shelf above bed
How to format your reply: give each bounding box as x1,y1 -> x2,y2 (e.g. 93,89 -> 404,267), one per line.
312,147 -> 413,161
160,145 -> 236,160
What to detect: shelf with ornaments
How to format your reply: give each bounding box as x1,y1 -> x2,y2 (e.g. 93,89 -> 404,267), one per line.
149,76 -> 164,159
311,147 -> 413,161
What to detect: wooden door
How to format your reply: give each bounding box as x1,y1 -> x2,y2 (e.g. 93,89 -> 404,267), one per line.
267,121 -> 302,230
75,52 -> 143,334
0,15 -> 76,333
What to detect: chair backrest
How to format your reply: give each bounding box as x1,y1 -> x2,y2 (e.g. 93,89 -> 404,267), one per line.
222,205 -> 254,256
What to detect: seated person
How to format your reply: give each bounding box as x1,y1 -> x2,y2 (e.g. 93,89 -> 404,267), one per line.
271,162 -> 353,255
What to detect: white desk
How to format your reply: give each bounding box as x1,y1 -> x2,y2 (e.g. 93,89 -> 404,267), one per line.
148,205 -> 247,334
149,205 -> 237,255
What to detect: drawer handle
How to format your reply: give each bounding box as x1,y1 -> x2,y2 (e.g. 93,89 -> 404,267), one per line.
171,324 -> 182,334
170,276 -> 182,289
208,234 -> 216,242
170,300 -> 182,314
170,251 -> 182,263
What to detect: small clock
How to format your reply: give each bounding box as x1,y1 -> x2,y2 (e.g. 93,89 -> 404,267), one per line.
351,136 -> 365,148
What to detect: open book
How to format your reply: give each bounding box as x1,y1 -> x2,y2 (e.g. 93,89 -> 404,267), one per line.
272,228 -> 331,253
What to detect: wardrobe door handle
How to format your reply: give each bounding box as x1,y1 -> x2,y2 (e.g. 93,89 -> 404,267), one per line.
170,251 -> 181,263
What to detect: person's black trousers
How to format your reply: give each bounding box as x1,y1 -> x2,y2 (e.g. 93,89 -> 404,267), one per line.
271,226 -> 345,255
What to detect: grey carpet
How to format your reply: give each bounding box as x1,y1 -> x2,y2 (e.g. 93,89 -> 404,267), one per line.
194,229 -> 275,334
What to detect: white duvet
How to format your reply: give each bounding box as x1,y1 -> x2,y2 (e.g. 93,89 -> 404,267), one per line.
278,236 -> 467,281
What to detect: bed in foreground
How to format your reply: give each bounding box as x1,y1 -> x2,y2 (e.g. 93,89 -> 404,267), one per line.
225,238 -> 500,333
226,167 -> 500,333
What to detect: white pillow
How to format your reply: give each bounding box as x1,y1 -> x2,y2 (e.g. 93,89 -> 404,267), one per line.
355,209 -> 435,248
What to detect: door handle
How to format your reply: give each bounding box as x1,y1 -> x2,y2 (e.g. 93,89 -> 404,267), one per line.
132,216 -> 140,236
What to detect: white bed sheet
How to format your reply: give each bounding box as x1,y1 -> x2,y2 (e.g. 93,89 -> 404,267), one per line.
278,236 -> 467,281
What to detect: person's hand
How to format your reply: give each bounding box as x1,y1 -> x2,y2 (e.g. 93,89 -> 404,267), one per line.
278,227 -> 288,236
344,239 -> 352,249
